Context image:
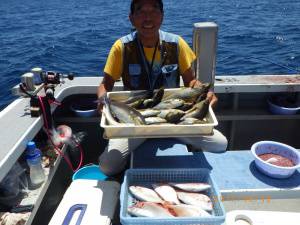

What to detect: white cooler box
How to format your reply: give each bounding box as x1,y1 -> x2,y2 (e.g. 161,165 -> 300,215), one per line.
48,179 -> 120,225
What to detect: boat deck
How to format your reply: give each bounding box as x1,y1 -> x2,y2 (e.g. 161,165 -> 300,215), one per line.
1,75 -> 300,181
131,138 -> 300,198
0,75 -> 300,224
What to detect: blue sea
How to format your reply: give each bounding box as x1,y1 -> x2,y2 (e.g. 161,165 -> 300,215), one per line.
1,0 -> 300,110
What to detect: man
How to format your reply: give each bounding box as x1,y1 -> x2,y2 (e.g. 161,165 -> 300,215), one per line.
97,0 -> 227,176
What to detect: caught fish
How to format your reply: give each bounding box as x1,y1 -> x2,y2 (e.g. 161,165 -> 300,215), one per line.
153,99 -> 185,110
169,182 -> 211,192
176,192 -> 213,211
102,86 -> 213,126
129,186 -> 163,203
129,88 -> 164,109
101,95 -> 123,125
182,99 -> 209,120
152,183 -> 180,205
128,202 -> 174,217
123,90 -> 152,104
158,109 -> 185,123
145,117 -> 167,125
177,102 -> 194,111
164,204 -> 211,217
127,99 -> 145,109
163,83 -> 211,102
148,87 -> 164,108
108,100 -> 146,125
138,109 -> 161,117
195,92 -> 208,103
141,98 -> 155,109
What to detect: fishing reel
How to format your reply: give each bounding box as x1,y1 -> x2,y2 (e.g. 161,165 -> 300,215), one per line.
42,71 -> 74,85
12,69 -> 74,96
11,68 -> 74,118
42,71 -> 74,100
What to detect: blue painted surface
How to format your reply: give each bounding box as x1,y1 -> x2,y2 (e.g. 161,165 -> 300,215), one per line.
132,138 -> 194,168
202,151 -> 300,190
133,142 -> 300,191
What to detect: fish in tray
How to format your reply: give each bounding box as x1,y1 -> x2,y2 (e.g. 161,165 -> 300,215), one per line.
164,204 -> 211,217
139,109 -> 161,117
104,85 -> 213,126
125,87 -> 164,109
143,109 -> 185,124
102,95 -> 146,125
145,117 -> 168,125
169,182 -> 211,192
163,83 -> 211,102
176,192 -> 213,211
127,182 -> 214,218
157,109 -> 185,123
152,183 -> 180,205
181,99 -> 209,120
153,98 -> 185,110
128,202 -> 211,218
128,202 -> 174,217
129,186 -> 163,203
123,90 -> 152,104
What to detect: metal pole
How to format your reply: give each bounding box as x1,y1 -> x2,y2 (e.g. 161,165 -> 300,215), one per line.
193,22 -> 218,87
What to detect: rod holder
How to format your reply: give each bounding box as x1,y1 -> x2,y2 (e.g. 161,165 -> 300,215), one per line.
193,22 -> 218,88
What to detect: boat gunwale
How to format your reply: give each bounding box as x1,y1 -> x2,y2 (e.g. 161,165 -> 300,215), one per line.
0,75 -> 300,182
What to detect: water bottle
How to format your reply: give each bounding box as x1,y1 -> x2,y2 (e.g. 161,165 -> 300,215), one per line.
26,141 -> 45,187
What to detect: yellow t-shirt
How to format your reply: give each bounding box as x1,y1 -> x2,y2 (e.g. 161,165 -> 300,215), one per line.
104,36 -> 196,81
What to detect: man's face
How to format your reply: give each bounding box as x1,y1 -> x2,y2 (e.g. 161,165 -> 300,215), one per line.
130,0 -> 163,41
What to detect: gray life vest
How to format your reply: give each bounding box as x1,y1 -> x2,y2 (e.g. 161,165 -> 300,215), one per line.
120,30 -> 180,90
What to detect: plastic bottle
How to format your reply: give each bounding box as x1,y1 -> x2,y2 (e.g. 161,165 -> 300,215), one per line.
26,141 -> 45,187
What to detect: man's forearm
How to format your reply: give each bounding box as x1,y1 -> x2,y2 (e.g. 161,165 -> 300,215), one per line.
97,84 -> 107,99
97,74 -> 115,99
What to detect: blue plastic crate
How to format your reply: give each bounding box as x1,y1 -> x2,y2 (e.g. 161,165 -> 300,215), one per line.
120,168 -> 226,225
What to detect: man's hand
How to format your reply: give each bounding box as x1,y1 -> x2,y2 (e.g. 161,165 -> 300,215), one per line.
206,91 -> 218,108
97,73 -> 115,115
97,99 -> 104,114
189,79 -> 202,88
189,79 -> 218,108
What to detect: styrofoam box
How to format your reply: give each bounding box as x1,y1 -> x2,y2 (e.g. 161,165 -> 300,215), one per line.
101,89 -> 218,139
120,168 -> 226,225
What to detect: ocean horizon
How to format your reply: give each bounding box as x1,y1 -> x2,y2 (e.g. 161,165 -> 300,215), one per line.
0,0 -> 299,110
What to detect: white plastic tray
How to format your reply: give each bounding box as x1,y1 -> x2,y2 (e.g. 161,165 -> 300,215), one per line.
100,89 -> 218,139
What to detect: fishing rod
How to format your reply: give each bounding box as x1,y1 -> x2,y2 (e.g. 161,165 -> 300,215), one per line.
12,68 -> 84,172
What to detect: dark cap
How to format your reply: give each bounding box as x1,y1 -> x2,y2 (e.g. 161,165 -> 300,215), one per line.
130,0 -> 164,14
